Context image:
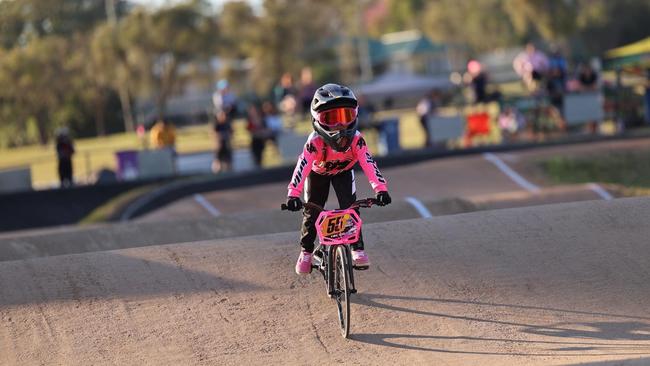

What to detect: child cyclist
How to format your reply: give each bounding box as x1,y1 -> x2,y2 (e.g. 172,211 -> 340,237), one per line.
284,83 -> 392,275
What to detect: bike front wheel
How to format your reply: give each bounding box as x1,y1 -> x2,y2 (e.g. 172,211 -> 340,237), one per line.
333,245 -> 351,338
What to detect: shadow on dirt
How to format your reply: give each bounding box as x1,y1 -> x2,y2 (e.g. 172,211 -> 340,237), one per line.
0,251 -> 266,306
350,293 -> 650,357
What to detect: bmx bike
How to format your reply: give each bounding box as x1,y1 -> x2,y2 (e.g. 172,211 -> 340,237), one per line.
282,197 -> 379,338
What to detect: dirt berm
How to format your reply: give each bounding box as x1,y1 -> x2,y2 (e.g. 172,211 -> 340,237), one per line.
1,197 -> 650,365
0,198 -> 477,262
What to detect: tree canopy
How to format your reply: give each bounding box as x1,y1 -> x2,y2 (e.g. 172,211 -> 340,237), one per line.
0,0 -> 648,147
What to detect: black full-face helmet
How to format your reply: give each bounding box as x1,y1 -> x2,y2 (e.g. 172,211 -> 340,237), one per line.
310,83 -> 358,152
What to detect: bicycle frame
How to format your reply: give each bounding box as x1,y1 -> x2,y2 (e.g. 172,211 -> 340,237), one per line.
282,197 -> 379,337
307,198 -> 377,296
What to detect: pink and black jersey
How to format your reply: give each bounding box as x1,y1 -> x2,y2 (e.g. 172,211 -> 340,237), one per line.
287,131 -> 387,197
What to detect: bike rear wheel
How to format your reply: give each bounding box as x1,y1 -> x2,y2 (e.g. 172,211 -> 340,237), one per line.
333,245 -> 351,338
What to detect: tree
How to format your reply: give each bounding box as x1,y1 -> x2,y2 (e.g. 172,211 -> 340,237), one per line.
0,36 -> 77,144
0,0 -> 126,48
113,3 -> 217,121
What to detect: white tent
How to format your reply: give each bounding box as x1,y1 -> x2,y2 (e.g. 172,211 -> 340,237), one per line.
354,71 -> 453,107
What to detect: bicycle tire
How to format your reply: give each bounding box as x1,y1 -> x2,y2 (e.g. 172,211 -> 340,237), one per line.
334,245 -> 351,338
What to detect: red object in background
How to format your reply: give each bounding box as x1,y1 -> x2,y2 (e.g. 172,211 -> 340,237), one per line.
465,112 -> 491,146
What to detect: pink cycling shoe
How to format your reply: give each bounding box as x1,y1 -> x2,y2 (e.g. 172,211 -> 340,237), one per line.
352,249 -> 370,269
295,250 -> 313,275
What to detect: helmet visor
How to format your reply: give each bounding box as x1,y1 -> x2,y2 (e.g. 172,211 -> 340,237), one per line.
316,107 -> 358,130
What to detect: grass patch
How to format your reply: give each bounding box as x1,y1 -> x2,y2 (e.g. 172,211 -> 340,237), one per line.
540,149 -> 650,188
1,108 -> 504,186
78,184 -> 158,225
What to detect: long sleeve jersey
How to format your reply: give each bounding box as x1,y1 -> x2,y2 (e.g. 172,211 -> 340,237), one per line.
287,131 -> 387,197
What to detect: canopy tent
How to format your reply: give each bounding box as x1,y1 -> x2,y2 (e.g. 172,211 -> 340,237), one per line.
604,36 -> 650,71
354,71 -> 453,108
604,37 -> 650,126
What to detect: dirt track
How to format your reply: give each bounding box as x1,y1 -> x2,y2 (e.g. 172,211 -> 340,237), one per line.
2,198 -> 650,365
140,136 -> 646,222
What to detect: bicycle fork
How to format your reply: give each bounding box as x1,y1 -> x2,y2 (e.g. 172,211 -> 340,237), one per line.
315,245 -> 357,297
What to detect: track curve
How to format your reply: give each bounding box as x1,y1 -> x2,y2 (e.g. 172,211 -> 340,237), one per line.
1,197 -> 650,365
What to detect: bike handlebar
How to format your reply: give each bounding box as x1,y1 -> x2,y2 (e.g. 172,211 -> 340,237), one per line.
281,198 -> 380,212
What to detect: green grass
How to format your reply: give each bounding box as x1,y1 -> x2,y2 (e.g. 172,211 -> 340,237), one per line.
1,109 -> 503,187
78,184 -> 159,225
0,122 -> 254,187
540,149 -> 650,188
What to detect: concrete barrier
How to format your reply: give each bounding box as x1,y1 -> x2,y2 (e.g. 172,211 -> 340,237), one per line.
563,92 -> 604,125
277,131 -> 308,162
138,149 -> 175,179
0,167 -> 32,193
427,115 -> 465,144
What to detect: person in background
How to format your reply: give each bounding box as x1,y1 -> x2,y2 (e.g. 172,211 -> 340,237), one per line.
297,67 -> 317,117
416,90 -> 438,147
513,43 -> 549,93
149,119 -> 176,153
498,106 -> 526,142
467,60 -> 488,104
274,72 -> 298,127
212,110 -> 233,173
273,72 -> 297,107
246,104 -> 269,168
546,64 -> 566,112
546,46 -> 567,112
212,79 -> 238,123
55,127 -> 75,188
262,101 -> 283,145
548,45 -> 568,84
577,63 -> 599,91
645,68 -> 650,125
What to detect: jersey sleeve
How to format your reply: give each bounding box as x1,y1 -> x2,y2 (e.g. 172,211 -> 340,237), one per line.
353,134 -> 388,193
287,138 -> 318,197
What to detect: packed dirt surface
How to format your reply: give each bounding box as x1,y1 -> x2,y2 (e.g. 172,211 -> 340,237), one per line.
138,137 -> 650,222
2,198 -> 650,365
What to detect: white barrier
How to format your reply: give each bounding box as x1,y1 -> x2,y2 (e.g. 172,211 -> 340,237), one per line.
427,115 -> 465,144
232,149 -> 255,172
277,131 -> 308,162
138,149 -> 175,179
176,152 -> 213,175
0,167 -> 32,193
563,92 -> 604,126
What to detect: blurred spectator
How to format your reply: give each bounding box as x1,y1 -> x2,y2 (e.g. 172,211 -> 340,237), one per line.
530,102 -> 566,140
149,119 -> 176,152
297,67 -> 317,116
577,63 -> 599,91
212,110 -> 233,173
357,94 -> 376,132
467,60 -> 488,104
246,104 -> 270,168
498,107 -> 526,141
55,127 -> 75,188
212,79 -> 238,122
645,69 -> 650,124
546,67 -> 566,111
546,46 -> 567,112
513,43 -> 549,92
416,90 -> 438,146
262,101 -> 283,144
274,72 -> 298,127
548,45 -> 568,82
136,123 -> 148,149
